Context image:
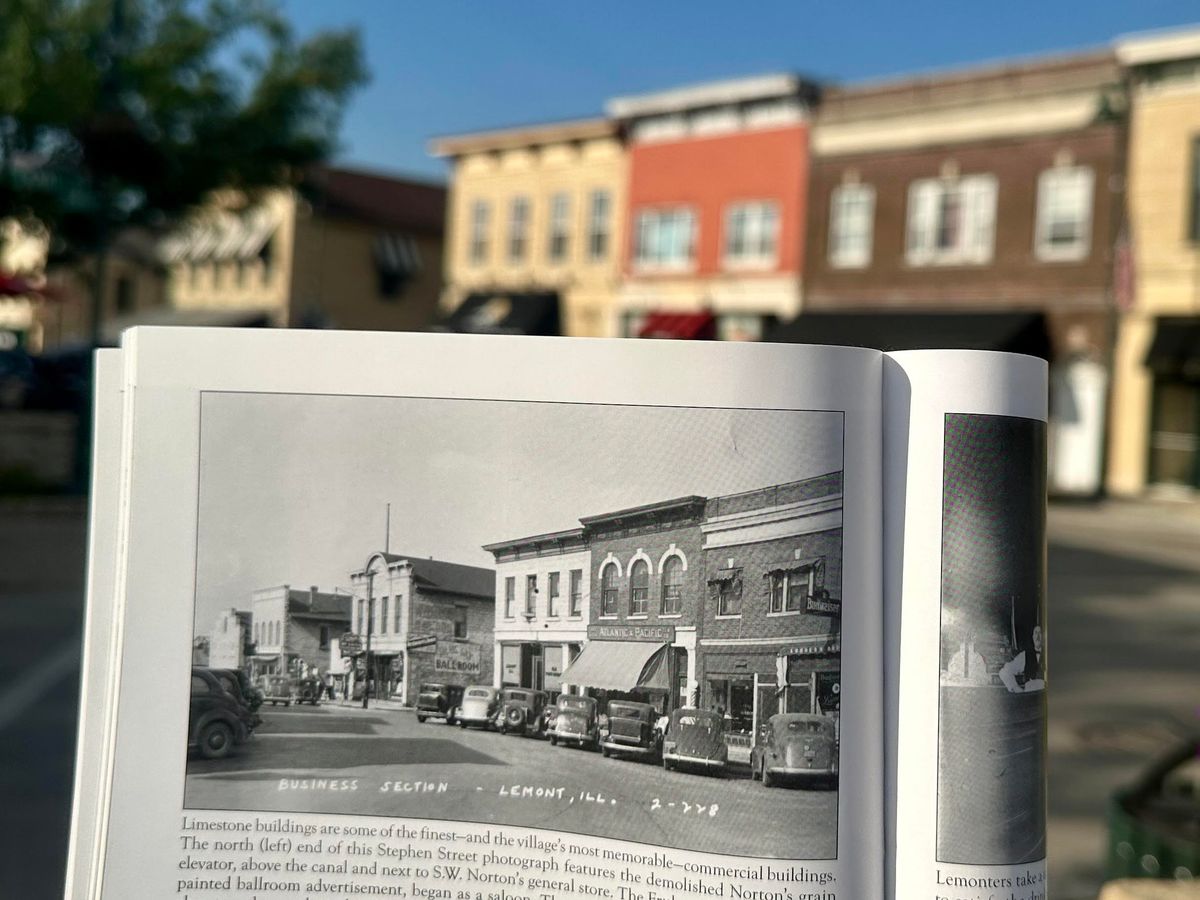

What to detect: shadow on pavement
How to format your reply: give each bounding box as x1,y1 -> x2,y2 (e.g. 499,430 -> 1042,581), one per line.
186,737 -> 505,775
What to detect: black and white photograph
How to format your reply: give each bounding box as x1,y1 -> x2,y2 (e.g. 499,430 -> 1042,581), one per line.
936,412 -> 1047,865
185,391 -> 846,859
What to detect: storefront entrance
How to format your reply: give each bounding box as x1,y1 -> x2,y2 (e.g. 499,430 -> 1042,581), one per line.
1149,379 -> 1200,489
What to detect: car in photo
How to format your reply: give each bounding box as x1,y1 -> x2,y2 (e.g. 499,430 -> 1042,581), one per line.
416,683 -> 464,724
661,708 -> 728,774
550,694 -> 600,750
497,687 -> 549,737
294,675 -> 323,705
189,667 -> 253,760
601,700 -> 662,760
259,674 -> 296,706
209,668 -> 263,727
751,713 -> 839,788
457,685 -> 500,729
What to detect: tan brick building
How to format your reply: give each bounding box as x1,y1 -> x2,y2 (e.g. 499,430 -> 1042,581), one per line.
1109,27 -> 1200,495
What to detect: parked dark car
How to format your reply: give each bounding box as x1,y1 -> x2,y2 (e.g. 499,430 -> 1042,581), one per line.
209,668 -> 263,727
662,708 -> 728,774
417,683 -> 464,724
259,674 -> 295,706
498,688 -> 549,737
458,685 -> 500,729
751,713 -> 839,788
189,667 -> 253,759
295,676 -> 322,705
601,700 -> 662,760
550,695 -> 600,750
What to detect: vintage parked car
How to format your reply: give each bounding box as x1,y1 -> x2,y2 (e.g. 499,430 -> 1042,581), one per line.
497,688 -> 550,737
259,674 -> 296,706
661,708 -> 728,774
751,713 -> 839,788
189,667 -> 253,759
458,685 -> 501,729
601,700 -> 662,760
416,683 -> 464,724
295,676 -> 323,705
209,668 -> 263,727
550,695 -> 600,750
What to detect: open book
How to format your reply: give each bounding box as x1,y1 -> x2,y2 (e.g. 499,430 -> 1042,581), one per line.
66,329 -> 1048,900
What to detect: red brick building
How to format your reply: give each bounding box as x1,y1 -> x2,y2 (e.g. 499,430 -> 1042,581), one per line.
608,74 -> 819,341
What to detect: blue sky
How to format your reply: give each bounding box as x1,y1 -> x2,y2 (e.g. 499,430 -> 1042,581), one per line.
279,2 -> 1200,183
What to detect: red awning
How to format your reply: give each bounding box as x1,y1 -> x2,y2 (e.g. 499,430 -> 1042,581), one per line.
638,311 -> 716,341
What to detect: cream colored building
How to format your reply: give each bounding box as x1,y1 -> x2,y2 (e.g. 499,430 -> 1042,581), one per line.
1109,28 -> 1200,495
37,166 -> 446,348
431,118 -> 626,338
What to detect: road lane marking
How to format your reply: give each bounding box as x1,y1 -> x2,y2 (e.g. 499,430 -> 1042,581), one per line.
0,638 -> 80,732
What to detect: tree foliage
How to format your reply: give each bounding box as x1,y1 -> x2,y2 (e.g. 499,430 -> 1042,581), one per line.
0,0 -> 367,257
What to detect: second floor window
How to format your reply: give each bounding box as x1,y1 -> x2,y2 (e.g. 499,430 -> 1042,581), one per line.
569,569 -> 583,616
469,200 -> 490,265
769,568 -> 812,614
1035,166 -> 1094,261
357,598 -> 366,633
319,625 -> 330,650
525,573 -> 537,616
380,596 -> 388,634
829,184 -> 875,268
547,571 -> 560,617
906,175 -> 997,267
395,594 -> 403,633
548,193 -> 571,262
588,190 -> 611,260
634,209 -> 695,270
601,563 -> 619,616
661,556 -> 683,615
724,202 -> 779,267
504,576 -> 515,618
508,196 -> 530,263
630,560 -> 649,616
454,605 -> 468,639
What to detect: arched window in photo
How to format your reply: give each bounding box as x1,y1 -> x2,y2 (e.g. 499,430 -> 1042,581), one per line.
601,562 -> 619,616
661,556 -> 683,615
630,559 -> 649,615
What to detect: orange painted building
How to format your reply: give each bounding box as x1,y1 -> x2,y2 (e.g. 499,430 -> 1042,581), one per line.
609,75 -> 818,340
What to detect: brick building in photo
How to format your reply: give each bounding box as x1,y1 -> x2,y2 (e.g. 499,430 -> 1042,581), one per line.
348,551 -> 495,705
249,585 -> 352,679
698,472 -> 843,737
561,496 -> 708,711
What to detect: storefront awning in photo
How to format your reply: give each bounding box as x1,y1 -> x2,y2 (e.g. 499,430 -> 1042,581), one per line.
560,641 -> 668,691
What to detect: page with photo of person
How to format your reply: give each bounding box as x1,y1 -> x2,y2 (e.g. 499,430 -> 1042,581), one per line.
69,329 -> 885,900
883,351 -> 1049,900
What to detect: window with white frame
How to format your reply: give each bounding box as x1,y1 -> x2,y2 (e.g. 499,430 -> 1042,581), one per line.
660,556 -> 683,615
769,568 -> 812,614
508,196 -> 530,263
724,202 -> 779,267
829,184 -> 875,268
569,569 -> 583,616
504,576 -> 515,618
906,175 -> 997,266
629,559 -> 649,616
547,192 -> 570,263
1034,166 -> 1094,261
600,563 -> 619,616
634,208 -> 695,270
588,190 -> 611,261
468,199 -> 490,265
394,594 -> 402,633
380,596 -> 388,634
524,573 -> 537,616
547,571 -> 560,617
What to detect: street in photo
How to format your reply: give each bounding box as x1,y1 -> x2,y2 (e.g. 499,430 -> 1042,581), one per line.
186,392 -> 846,858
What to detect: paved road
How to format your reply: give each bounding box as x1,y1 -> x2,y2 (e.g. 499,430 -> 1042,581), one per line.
185,704 -> 838,859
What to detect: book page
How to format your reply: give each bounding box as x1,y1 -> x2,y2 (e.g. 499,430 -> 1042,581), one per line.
883,351 -> 1048,900
63,349 -> 125,899
79,329 -> 884,900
